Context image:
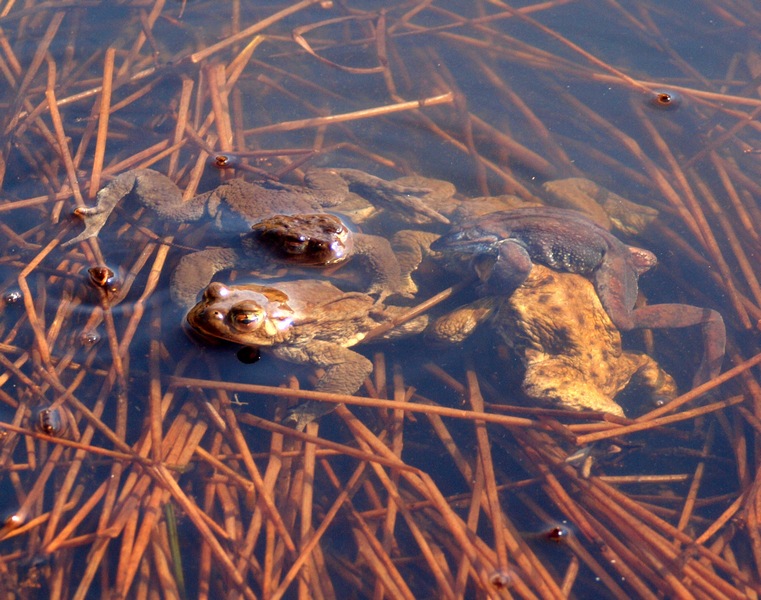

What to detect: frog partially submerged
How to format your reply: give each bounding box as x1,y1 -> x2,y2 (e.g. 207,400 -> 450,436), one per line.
432,206 -> 726,387
429,264 -> 678,416
186,279 -> 428,428
64,168 -> 448,306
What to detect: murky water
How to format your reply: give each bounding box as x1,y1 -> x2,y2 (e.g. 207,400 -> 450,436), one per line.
1,1 -> 760,597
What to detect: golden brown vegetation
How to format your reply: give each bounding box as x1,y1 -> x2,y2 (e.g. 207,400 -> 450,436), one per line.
1,1 -> 761,598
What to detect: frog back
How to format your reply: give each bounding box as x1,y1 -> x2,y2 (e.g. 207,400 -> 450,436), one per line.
274,281 -> 378,347
494,265 -> 622,361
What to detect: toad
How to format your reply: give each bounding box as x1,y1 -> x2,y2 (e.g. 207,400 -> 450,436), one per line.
428,265 -> 678,416
186,279 -> 428,428
384,175 -> 659,305
63,168 -> 448,307
431,206 -> 726,388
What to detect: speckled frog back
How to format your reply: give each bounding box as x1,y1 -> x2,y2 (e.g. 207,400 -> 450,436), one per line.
493,265 -> 622,367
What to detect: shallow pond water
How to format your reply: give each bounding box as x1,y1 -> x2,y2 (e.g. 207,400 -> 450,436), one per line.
1,1 -> 760,598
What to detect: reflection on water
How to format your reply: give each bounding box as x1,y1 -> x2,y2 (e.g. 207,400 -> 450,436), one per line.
0,1 -> 760,597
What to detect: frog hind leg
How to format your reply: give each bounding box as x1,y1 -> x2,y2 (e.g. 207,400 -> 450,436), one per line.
64,169 -> 158,245
391,230 -> 442,297
63,169 -> 205,246
522,358 -> 626,417
276,342 -> 373,430
316,168 -> 450,224
623,352 -> 678,409
426,297 -> 497,344
629,304 -> 726,387
592,254 -> 640,331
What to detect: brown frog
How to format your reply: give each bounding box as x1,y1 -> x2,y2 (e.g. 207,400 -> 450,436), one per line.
63,168 -> 448,307
186,279 -> 428,428
428,265 -> 678,416
431,206 -> 726,388
258,175 -> 660,298
389,176 -> 661,284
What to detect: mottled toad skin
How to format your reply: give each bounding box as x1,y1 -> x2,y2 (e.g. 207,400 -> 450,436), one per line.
431,206 -> 726,388
64,168 -> 445,306
389,176 -> 659,299
187,279 -> 427,428
428,265 -> 678,416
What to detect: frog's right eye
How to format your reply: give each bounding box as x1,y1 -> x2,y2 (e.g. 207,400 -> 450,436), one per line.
230,303 -> 265,331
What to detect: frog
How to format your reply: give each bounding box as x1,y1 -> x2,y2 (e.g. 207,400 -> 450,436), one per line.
186,279 -> 428,428
541,178 -> 659,236
388,175 -> 659,233
63,168 -> 449,307
431,206 -> 726,388
364,175 -> 658,298
428,264 -> 678,416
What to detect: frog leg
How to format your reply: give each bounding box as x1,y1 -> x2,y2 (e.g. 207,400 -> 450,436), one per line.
522,358 -> 626,417
484,239 -> 533,292
63,169 -> 208,246
311,168 -> 450,224
351,233 -> 411,299
624,352 -> 678,407
170,247 -> 243,309
542,178 -> 659,236
629,304 -> 726,387
391,230 -> 441,296
275,341 -> 373,429
592,246 -> 656,331
426,298 -> 497,344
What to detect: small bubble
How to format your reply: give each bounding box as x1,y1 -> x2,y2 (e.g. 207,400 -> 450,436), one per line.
3,513 -> 24,530
3,290 -> 22,304
544,524 -> 571,543
212,153 -> 240,169
35,407 -> 68,437
489,569 -> 513,589
88,266 -> 119,293
79,330 -> 101,346
649,89 -> 682,111
237,347 -> 261,364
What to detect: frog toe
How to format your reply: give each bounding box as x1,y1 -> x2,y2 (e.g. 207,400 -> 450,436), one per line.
283,401 -> 338,431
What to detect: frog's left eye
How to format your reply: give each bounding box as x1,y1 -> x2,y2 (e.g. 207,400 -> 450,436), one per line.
230,303 -> 265,331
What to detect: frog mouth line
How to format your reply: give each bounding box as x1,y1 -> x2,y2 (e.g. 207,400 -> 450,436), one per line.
431,232 -> 500,253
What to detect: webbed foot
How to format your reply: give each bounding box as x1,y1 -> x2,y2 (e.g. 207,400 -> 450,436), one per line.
315,168 -> 450,225
62,171 -> 146,246
283,400 -> 340,431
63,169 -> 191,246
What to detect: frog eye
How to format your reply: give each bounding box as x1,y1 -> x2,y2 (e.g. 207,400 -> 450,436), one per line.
205,282 -> 231,300
230,302 -> 265,331
316,215 -> 344,234
282,235 -> 309,254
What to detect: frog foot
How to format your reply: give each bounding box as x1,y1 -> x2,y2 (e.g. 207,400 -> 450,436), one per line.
62,171 -> 149,246
283,401 -> 339,431
321,168 -> 451,225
